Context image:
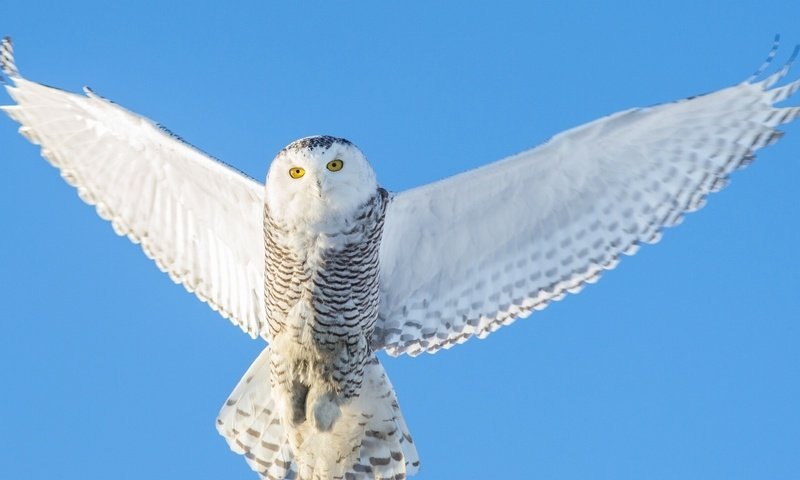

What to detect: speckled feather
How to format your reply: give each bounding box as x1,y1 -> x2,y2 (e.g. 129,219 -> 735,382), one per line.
217,348 -> 419,480
281,135 -> 353,153
374,47 -> 800,356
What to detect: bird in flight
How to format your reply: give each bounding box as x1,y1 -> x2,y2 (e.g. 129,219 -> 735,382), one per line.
2,36 -> 798,480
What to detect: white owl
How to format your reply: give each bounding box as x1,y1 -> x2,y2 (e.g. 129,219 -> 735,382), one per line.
3,36 -> 799,480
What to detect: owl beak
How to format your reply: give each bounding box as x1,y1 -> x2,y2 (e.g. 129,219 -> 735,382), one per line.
314,178 -> 323,198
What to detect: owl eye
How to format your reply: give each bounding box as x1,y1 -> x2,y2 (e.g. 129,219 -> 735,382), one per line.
326,159 -> 344,172
289,167 -> 305,179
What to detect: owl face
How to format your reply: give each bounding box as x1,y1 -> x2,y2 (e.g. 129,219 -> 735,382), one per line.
265,136 -> 378,225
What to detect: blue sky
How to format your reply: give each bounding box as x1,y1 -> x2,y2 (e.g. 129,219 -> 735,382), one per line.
2,1 -> 799,479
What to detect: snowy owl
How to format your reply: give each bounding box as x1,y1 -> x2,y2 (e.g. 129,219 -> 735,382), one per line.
3,35 -> 800,479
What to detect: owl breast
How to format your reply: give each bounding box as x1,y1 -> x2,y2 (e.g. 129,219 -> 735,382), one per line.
264,188 -> 388,399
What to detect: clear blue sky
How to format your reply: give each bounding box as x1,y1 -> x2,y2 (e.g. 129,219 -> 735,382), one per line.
2,2 -> 799,479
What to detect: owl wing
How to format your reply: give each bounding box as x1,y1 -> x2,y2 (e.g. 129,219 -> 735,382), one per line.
2,38 -> 267,338
375,48 -> 800,356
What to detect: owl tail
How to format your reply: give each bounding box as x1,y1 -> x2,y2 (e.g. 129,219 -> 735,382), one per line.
216,347 -> 298,479
217,347 -> 420,480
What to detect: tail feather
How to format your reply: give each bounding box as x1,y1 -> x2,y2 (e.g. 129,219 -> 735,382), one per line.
217,348 -> 298,479
218,348 -> 419,480
345,357 -> 420,479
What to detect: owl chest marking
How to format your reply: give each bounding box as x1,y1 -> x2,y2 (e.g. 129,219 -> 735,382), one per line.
263,189 -> 387,351
264,189 -> 387,399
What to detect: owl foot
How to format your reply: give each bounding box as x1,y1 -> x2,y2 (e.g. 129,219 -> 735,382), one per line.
309,391 -> 341,431
290,381 -> 309,425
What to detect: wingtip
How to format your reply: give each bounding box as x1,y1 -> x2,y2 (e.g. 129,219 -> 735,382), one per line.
762,42 -> 800,89
1,36 -> 20,81
748,34 -> 782,82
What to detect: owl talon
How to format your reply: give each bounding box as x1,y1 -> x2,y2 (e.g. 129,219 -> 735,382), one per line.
310,391 -> 341,431
290,381 -> 309,425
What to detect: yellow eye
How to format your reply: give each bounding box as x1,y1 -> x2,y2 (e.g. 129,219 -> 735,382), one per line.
289,167 -> 305,179
326,159 -> 344,172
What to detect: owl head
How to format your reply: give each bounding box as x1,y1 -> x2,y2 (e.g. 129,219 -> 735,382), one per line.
265,135 -> 378,224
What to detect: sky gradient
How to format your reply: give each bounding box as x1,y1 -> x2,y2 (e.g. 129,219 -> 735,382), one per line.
2,2 -> 799,479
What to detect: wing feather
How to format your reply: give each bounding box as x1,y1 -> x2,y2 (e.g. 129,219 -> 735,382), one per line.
376,55 -> 800,356
2,41 -> 267,337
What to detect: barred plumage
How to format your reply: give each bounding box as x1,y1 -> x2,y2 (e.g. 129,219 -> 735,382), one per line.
251,139 -> 416,478
218,348 -> 419,480
264,188 -> 386,404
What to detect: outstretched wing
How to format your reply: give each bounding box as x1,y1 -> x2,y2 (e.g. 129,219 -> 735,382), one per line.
375,48 -> 800,356
2,38 -> 267,338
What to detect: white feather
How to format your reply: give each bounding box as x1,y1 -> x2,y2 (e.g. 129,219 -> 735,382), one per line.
3,76 -> 267,338
376,72 -> 800,356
